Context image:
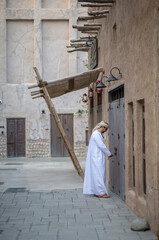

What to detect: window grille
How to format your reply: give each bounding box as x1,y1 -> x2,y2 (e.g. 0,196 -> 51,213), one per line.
109,85 -> 124,102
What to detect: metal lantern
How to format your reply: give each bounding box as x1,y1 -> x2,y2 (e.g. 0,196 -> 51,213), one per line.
95,81 -> 103,94
88,88 -> 93,99
82,93 -> 88,103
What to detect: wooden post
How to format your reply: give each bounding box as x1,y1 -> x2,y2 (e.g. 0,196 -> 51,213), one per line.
32,67 -> 84,180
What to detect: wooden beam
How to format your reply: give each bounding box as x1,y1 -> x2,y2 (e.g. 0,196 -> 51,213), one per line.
88,10 -> 109,15
78,0 -> 115,3
70,39 -> 86,43
31,90 -> 43,96
67,47 -> 90,53
81,3 -> 112,7
32,94 -> 44,99
32,67 -> 84,180
84,23 -> 102,26
67,44 -> 87,48
81,31 -> 99,34
72,25 -> 101,31
78,15 -> 107,20
80,36 -> 96,39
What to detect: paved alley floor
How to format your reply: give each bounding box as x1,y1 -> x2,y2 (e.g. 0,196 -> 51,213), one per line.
0,157 -> 158,240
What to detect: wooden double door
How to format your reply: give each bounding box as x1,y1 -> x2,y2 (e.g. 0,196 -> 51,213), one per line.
50,114 -> 73,157
7,118 -> 25,157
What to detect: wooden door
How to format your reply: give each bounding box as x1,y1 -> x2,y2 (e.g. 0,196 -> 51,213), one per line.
51,114 -> 73,157
7,119 -> 25,157
109,86 -> 125,201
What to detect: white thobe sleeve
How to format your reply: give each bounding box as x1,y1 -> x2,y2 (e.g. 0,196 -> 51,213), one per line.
92,132 -> 111,157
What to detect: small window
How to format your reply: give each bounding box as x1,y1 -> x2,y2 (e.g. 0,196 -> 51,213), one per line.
109,85 -> 124,103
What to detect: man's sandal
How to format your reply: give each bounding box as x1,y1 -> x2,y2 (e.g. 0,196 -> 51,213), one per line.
94,194 -> 110,198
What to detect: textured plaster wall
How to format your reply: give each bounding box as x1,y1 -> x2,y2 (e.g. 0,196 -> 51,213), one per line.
42,20 -> 69,81
7,20 -> 34,84
92,0 -> 159,236
0,0 -> 88,158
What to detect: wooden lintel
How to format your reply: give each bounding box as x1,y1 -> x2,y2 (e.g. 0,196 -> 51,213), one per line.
78,15 -> 107,20
78,0 -> 115,3
88,10 -> 109,15
81,3 -> 112,7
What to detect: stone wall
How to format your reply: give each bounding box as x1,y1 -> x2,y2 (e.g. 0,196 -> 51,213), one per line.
0,135 -> 6,158
26,139 -> 49,158
74,141 -> 87,158
87,0 -> 159,236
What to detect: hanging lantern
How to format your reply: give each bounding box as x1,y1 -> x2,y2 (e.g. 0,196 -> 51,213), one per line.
95,81 -> 103,94
88,88 -> 93,100
82,93 -> 88,103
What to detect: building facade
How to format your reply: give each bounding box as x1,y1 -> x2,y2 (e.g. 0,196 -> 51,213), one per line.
0,0 -> 89,158
86,0 -> 159,237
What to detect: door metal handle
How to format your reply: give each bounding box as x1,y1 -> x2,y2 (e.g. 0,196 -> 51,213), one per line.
114,147 -> 117,155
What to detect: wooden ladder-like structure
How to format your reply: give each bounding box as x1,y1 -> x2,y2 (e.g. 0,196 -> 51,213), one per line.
28,67 -> 84,180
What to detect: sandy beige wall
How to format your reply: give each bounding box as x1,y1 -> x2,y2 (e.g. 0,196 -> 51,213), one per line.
90,0 -> 159,236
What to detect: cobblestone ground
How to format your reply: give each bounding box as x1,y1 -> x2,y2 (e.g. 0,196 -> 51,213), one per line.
0,158 -> 158,240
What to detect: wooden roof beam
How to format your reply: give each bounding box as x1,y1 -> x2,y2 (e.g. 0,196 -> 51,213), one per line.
72,25 -> 101,31
80,36 -> 96,39
84,23 -> 102,26
78,15 -> 107,20
78,0 -> 115,3
67,44 -> 88,48
81,31 -> 99,34
70,39 -> 86,43
88,9 -> 109,15
70,37 -> 95,43
67,47 -> 90,53
81,3 -> 112,7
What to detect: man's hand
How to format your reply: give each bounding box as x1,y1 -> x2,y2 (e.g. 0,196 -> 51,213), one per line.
109,153 -> 114,158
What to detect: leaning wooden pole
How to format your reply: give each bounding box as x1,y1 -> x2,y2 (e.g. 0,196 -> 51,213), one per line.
32,67 -> 84,180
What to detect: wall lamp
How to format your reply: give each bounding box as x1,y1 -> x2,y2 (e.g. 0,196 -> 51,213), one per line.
106,67 -> 122,82
84,36 -> 93,47
96,81 -> 106,89
96,67 -> 122,89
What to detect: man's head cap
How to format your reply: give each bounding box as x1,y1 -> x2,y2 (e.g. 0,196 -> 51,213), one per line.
92,121 -> 109,132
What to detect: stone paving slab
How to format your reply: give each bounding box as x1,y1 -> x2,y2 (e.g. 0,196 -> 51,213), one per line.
0,157 -> 158,240
0,189 -> 158,240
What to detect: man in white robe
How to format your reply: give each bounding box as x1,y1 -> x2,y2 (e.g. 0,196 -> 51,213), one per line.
83,121 -> 114,198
